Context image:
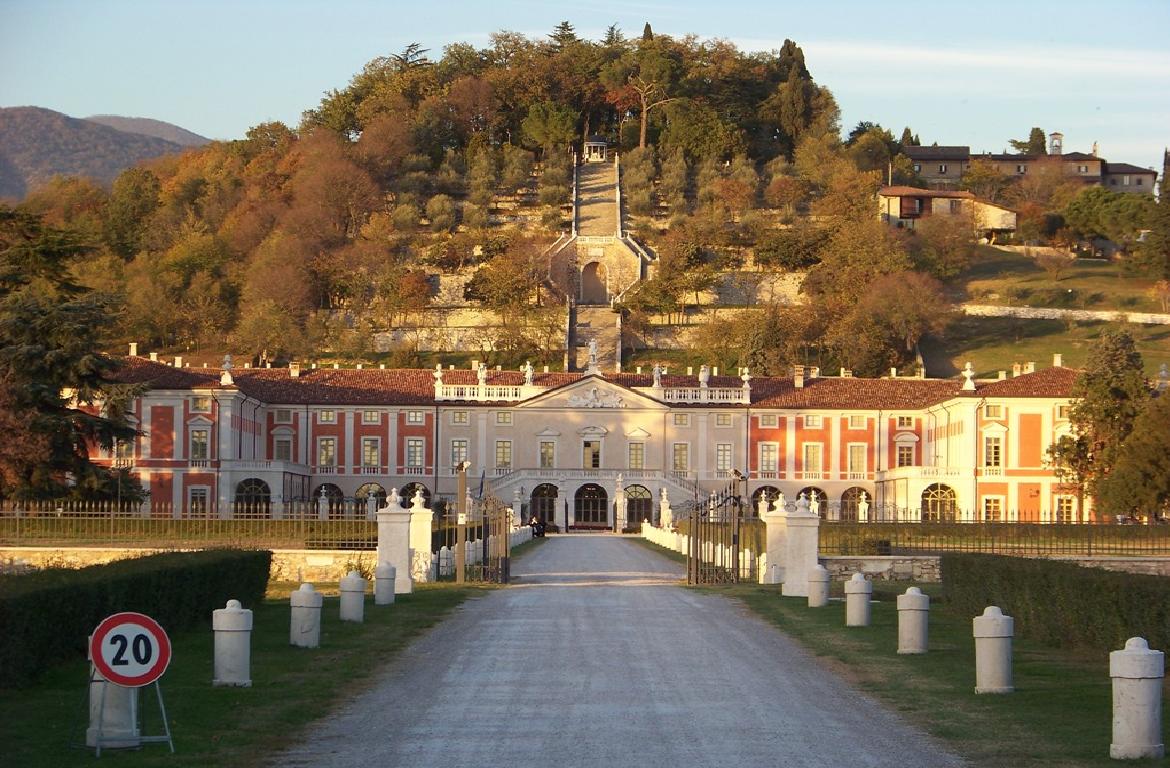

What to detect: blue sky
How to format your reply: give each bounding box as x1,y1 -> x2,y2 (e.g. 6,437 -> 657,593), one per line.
2,0 -> 1168,170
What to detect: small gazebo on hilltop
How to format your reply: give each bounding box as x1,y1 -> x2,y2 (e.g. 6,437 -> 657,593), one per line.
583,135 -> 609,162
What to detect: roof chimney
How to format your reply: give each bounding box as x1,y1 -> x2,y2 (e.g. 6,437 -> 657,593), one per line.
356,363 -> 362,369
128,342 -> 138,357
686,366 -> 693,376
890,367 -> 898,378
794,365 -> 805,389
1012,363 -> 1022,377
471,359 -> 479,371
149,352 -> 158,362
809,366 -> 820,379
290,362 -> 301,378
998,370 -> 1007,380
1024,361 -> 1036,374
840,368 -> 852,378
1053,353 -> 1063,368
1091,142 -> 1098,158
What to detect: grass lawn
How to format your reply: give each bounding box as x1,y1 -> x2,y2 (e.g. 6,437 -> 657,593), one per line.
727,580 -> 1168,768
959,248 -> 1163,314
922,316 -> 1170,377
0,537 -> 549,767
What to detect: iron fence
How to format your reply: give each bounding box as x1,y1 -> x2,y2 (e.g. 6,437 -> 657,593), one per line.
820,521 -> 1170,557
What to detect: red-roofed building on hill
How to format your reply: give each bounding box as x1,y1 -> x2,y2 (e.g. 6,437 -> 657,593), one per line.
95,351 -> 1093,526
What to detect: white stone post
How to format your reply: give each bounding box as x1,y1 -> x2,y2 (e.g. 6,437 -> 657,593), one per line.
761,497 -> 786,585
407,489 -> 433,584
659,488 -> 673,529
377,489 -> 413,594
365,494 -> 378,520
897,587 -> 930,654
212,599 -> 253,686
807,564 -> 830,608
1110,637 -> 1165,760
973,606 -> 1014,694
374,564 -> 396,605
339,570 -> 366,623
782,494 -> 820,597
614,474 -> 627,532
316,487 -> 329,520
845,573 -> 872,626
289,583 -> 322,648
86,651 -> 140,748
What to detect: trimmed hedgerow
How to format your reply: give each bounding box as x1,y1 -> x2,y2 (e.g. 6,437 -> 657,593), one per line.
941,553 -> 1170,657
0,549 -> 271,688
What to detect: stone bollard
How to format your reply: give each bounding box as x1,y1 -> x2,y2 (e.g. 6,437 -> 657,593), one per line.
339,570 -> 367,623
807,564 -> 830,608
1110,637 -> 1165,759
973,606 -> 1014,694
86,651 -> 139,749
896,587 -> 930,654
289,583 -> 323,648
845,573 -> 872,627
212,599 -> 253,686
374,564 -> 396,605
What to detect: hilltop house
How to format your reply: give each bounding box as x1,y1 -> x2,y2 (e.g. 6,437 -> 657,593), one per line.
878,186 -> 1017,239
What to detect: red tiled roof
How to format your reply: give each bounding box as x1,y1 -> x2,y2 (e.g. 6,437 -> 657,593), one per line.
114,356 -> 220,389
976,366 -> 1080,398
750,376 -> 962,409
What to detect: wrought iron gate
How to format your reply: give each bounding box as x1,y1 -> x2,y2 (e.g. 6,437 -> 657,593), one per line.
686,486 -> 759,585
435,493 -> 512,584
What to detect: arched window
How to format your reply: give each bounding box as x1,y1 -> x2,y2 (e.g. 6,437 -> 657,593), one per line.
313,482 -> 345,518
799,486 -> 828,518
625,484 -> 654,525
530,483 -> 559,524
574,483 -> 608,527
922,483 -> 957,522
355,482 -> 387,514
752,486 -> 781,513
399,482 -> 431,508
840,487 -> 871,522
234,478 -> 271,518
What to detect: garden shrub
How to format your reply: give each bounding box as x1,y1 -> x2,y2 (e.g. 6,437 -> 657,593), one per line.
0,549 -> 271,688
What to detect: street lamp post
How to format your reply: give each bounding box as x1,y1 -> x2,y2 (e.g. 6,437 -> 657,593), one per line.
456,460 -> 469,584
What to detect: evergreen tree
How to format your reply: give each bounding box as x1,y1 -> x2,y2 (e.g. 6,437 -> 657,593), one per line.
642,23 -> 654,41
1009,126 -> 1048,155
899,127 -> 919,147
1068,330 -> 1149,509
0,209 -> 140,500
1097,391 -> 1170,520
549,21 -> 578,50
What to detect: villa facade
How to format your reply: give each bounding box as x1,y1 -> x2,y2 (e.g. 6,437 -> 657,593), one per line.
98,352 -> 1088,525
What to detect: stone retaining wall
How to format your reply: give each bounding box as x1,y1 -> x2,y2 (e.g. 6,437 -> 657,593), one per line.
822,555 -> 942,582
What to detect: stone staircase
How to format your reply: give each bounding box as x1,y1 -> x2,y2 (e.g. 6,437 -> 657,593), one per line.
573,305 -> 621,372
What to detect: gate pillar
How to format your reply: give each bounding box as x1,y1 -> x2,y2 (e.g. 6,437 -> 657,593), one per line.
377,489 -> 413,594
408,489 -> 434,583
782,493 -> 821,597
761,497 -> 787,585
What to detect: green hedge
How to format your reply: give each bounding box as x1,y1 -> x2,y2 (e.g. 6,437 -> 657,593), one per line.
941,554 -> 1170,656
0,549 -> 271,689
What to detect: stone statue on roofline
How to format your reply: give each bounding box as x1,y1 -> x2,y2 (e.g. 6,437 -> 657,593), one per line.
699,364 -> 710,386
433,363 -> 444,384
523,360 -> 534,386
652,363 -> 663,388
477,362 -> 487,387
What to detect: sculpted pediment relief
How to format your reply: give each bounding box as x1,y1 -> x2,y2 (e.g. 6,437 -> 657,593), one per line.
518,375 -> 666,411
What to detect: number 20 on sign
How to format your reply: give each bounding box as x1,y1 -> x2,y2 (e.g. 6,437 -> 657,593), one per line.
90,612 -> 172,688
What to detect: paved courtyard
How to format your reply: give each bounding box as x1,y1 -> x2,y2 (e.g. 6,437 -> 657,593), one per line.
273,536 -> 964,768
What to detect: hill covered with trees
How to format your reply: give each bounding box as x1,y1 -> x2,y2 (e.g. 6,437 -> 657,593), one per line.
84,115 -> 210,147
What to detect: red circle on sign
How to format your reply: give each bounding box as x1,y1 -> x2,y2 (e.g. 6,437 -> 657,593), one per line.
90,612 -> 172,687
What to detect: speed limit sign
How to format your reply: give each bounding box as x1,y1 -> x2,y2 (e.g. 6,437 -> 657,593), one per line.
90,612 -> 172,688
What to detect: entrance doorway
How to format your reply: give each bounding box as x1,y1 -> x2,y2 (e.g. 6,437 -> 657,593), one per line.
574,483 -> 609,527
530,483 -> 559,524
580,262 -> 607,304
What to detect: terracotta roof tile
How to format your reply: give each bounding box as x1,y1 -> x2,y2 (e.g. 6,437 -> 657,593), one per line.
749,376 -> 961,409
976,366 -> 1080,397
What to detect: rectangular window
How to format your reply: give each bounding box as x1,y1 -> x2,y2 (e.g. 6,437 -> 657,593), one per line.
848,444 -> 867,474
938,164 -> 947,174
405,410 -> 424,425
361,437 -> 380,467
451,410 -> 469,425
672,443 -> 689,472
1016,164 -> 1027,174
896,415 -> 914,428
628,442 -> 644,470
896,444 -> 914,467
1078,164 -> 1088,174
949,199 -> 962,214
759,443 -> 778,473
848,414 -> 866,429
495,440 -> 512,469
802,443 -> 822,474
362,409 -> 380,424
912,163 -> 921,173
804,415 -> 822,428
115,439 -> 134,460
984,435 -> 1003,467
539,441 -> 556,469
450,439 -> 468,468
715,413 -> 732,427
319,410 -> 336,424
583,440 -> 601,469
189,487 -> 209,517
189,428 -> 209,461
983,497 -> 1003,522
1123,175 -> 1131,185
672,413 -> 689,427
191,396 -> 211,413
984,404 -> 1003,419
275,409 -> 292,424
1137,178 -> 1144,186
1057,405 -> 1071,420
1055,496 -> 1076,523
496,411 -> 512,426
318,437 -> 336,467
759,414 -> 778,428
274,438 -> 292,462
406,438 -> 425,468
716,443 -> 732,472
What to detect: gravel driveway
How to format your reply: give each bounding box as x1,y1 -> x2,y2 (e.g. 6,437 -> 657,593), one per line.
272,535 -> 964,768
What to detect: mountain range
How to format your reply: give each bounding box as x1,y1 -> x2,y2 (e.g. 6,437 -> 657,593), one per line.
0,106 -> 209,200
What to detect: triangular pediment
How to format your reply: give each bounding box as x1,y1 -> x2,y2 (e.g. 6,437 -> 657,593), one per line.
536,426 -> 561,437
626,426 -> 651,438
519,375 -> 667,411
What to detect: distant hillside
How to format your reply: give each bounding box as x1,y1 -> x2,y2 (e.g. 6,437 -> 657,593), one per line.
0,106 -> 188,200
84,115 -> 209,147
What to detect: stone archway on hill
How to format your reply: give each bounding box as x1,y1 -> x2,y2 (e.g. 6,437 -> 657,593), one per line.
580,261 -> 608,304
